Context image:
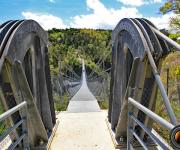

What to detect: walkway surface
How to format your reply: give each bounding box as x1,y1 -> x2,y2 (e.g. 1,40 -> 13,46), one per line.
67,60 -> 100,113
50,111 -> 116,150
50,60 -> 114,150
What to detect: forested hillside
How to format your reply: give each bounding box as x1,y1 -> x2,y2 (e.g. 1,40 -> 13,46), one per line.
48,28 -> 112,77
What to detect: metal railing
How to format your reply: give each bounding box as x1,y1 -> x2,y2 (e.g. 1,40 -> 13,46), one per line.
126,22 -> 180,149
127,96 -> 180,149
127,56 -> 180,149
0,101 -> 29,150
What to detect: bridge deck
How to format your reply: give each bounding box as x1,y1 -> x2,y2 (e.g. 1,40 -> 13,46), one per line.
50,111 -> 116,150
50,60 -> 111,149
67,83 -> 100,112
67,60 -> 100,113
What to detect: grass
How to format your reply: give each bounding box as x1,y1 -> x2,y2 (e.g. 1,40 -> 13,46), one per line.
0,103 -> 6,135
96,93 -> 109,109
98,100 -> 108,109
153,51 -> 180,141
53,92 -> 70,111
153,91 -> 180,142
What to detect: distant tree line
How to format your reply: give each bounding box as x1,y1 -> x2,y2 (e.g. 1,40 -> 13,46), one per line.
48,28 -> 112,77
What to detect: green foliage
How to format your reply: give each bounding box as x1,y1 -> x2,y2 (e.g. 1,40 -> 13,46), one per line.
160,0 -> 180,14
48,28 -> 112,77
162,51 -> 180,79
53,93 -> 69,111
175,65 -> 180,78
160,1 -> 173,14
169,32 -> 180,44
48,28 -> 112,112
170,16 -> 180,31
160,0 -> 180,43
98,100 -> 108,109
0,103 -> 6,135
154,51 -> 180,141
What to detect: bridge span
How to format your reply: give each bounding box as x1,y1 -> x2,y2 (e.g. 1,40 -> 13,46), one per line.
0,18 -> 179,150
67,59 -> 100,113
50,60 -> 114,150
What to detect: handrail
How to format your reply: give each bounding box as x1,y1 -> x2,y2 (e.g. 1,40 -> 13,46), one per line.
129,128 -> 148,150
8,134 -> 26,150
127,97 -> 180,149
129,114 -> 170,150
128,97 -> 174,130
0,119 -> 24,142
146,40 -> 177,125
0,101 -> 28,149
149,25 -> 180,50
0,101 -> 27,122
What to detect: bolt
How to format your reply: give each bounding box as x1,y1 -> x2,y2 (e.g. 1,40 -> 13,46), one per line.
39,139 -> 44,145
119,136 -> 124,142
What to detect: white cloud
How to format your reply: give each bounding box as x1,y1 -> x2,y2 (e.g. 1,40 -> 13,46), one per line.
70,0 -> 142,29
21,0 -> 174,30
70,0 -> 172,29
117,0 -> 162,6
117,0 -> 146,7
147,13 -> 176,29
49,0 -> 55,3
153,0 -> 162,3
22,11 -> 67,30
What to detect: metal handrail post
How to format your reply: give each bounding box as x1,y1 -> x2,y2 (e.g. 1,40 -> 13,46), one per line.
146,47 -> 177,125
22,105 -> 29,150
128,97 -> 174,130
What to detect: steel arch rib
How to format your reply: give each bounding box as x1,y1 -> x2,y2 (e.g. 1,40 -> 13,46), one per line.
0,20 -> 55,148
109,18 -> 173,142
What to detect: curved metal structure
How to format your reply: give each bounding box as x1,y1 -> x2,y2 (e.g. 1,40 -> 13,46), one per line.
0,20 -> 55,149
108,18 -> 180,149
0,18 -> 179,150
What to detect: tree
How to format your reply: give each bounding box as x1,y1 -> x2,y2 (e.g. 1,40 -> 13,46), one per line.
160,1 -> 180,101
160,0 -> 180,43
48,28 -> 112,77
160,0 -> 180,14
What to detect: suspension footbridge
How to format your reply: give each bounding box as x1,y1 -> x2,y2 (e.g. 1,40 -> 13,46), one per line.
67,60 -> 100,113
0,18 -> 179,150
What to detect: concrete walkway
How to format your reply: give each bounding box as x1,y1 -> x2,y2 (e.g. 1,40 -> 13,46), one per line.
49,60 -> 110,150
67,60 -> 100,113
50,111 -> 116,150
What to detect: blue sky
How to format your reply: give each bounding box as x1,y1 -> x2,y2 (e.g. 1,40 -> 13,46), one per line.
0,0 -> 175,29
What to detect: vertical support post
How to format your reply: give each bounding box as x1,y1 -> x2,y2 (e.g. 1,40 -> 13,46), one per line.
108,44 -> 116,123
15,60 -> 48,145
167,68 -> 169,96
127,87 -> 134,150
58,58 -> 62,104
176,79 -> 180,104
115,57 -> 140,140
22,106 -> 29,150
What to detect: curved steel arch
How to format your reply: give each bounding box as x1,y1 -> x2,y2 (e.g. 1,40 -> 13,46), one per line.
108,18 -> 177,147
0,20 -> 55,148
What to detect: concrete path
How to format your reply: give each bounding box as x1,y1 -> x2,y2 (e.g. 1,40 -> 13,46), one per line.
50,111 -> 116,150
67,60 -> 100,112
49,60 -> 109,150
